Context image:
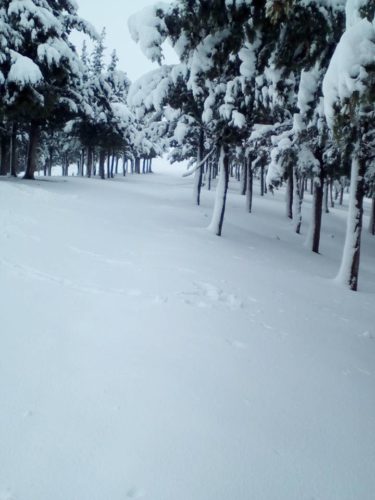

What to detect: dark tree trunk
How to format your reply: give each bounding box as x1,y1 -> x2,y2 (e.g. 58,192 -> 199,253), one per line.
110,154 -> 115,178
260,165 -> 265,196
115,156 -> 119,175
286,169 -> 293,219
24,122 -> 40,180
80,149 -> 85,176
207,160 -> 212,191
246,160 -> 253,213
324,179 -> 330,213
208,144 -> 230,236
241,159 -> 247,196
339,184 -> 344,205
10,123 -> 18,177
99,150 -> 106,180
311,172 -> 324,253
193,128 -> 204,206
87,147 -> 93,178
0,135 -> 10,176
106,153 -> 111,178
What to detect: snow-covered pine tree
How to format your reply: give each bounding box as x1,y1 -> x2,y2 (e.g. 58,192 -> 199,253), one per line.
166,0 -> 253,235
323,0 -> 375,290
2,0 -> 95,179
260,0 -> 345,238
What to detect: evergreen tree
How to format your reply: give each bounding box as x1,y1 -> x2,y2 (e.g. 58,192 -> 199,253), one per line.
323,0 -> 375,290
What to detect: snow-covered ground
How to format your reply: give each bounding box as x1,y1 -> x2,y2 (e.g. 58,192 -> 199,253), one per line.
0,164 -> 374,500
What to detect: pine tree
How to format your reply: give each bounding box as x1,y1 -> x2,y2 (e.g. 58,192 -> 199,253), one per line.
1,0 -> 95,179
323,1 -> 375,290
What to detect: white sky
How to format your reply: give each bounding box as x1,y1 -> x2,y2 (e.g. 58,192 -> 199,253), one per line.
72,0 -> 177,82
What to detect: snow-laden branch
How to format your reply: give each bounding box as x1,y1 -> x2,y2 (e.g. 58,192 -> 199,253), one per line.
182,147 -> 215,178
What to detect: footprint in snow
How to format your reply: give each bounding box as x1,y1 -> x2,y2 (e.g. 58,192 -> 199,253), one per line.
179,281 -> 243,311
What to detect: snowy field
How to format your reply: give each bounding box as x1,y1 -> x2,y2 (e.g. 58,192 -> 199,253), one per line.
0,164 -> 374,500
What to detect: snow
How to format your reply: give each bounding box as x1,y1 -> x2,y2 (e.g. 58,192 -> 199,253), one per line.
7,0 -> 61,34
0,165 -> 374,500
345,0 -> 369,28
323,18 -> 375,127
7,50 -> 43,86
297,65 -> 320,117
127,2 -> 169,63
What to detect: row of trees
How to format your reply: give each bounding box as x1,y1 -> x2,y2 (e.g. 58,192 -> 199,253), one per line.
0,1 -> 160,182
128,0 -> 375,291
1,0 -> 374,291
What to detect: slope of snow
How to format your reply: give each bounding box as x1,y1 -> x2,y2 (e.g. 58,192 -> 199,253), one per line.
0,166 -> 374,500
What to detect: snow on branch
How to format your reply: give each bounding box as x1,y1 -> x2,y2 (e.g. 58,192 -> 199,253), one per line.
182,148 -> 216,178
8,50 -> 43,86
323,18 -> 375,128
128,2 -> 170,63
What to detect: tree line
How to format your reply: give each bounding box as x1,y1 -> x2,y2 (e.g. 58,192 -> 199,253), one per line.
0,1 -> 158,182
1,0 -> 374,292
128,0 -> 375,291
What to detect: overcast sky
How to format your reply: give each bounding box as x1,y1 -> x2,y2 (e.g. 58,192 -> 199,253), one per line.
73,0 -> 176,82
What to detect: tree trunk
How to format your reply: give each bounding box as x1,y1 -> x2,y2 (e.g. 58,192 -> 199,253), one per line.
324,179 -> 329,213
294,171 -> 304,234
246,160 -> 253,213
207,160 -> 212,191
241,160 -> 247,196
110,154 -> 116,178
80,149 -> 85,176
339,186 -> 344,205
135,157 -> 140,174
369,194 -> 375,235
106,153 -> 111,178
260,165 -> 265,196
336,155 -> 365,291
193,129 -> 204,206
99,150 -> 106,180
87,147 -> 92,178
286,169 -> 293,219
10,123 -> 18,177
0,135 -> 10,176
24,122 -> 40,180
329,178 -> 334,208
208,145 -> 229,236
306,170 -> 324,253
